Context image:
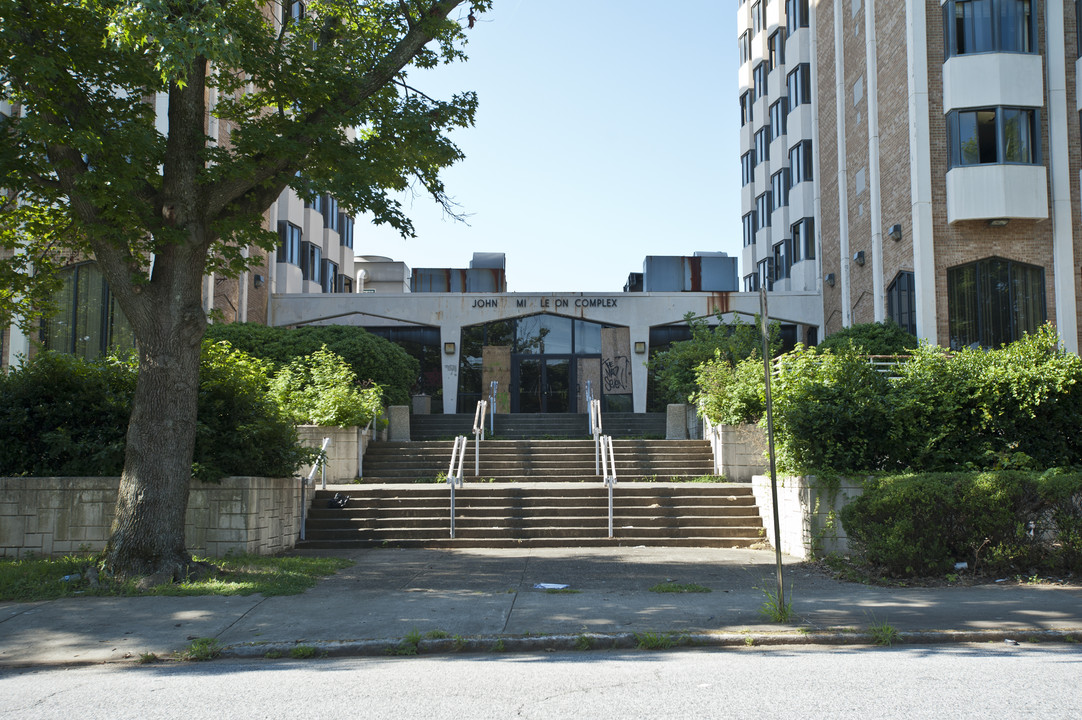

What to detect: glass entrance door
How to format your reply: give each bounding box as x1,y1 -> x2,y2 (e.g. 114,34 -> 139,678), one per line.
514,355 -> 573,413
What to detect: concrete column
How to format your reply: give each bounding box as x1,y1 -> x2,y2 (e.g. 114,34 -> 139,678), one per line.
440,325 -> 460,414
630,325 -> 650,413
833,0 -> 853,327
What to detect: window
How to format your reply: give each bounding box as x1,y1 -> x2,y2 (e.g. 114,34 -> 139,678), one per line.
301,241 -> 322,284
770,98 -> 788,138
752,1 -> 763,35
743,211 -> 758,247
339,275 -> 353,294
740,91 -> 754,126
321,259 -> 338,293
758,258 -> 775,291
323,195 -> 339,232
773,241 -> 790,281
753,62 -> 768,100
887,271 -> 917,336
943,0 -> 1034,57
278,221 -> 302,265
947,107 -> 1039,167
755,127 -> 771,162
741,150 -> 756,186
44,262 -> 134,360
739,30 -> 752,66
771,168 -> 790,210
787,64 -> 810,109
789,140 -> 813,187
948,257 -> 1045,348
339,214 -> 354,248
768,30 -> 786,69
283,0 -> 305,24
791,217 -> 815,262
744,273 -> 761,292
786,0 -> 809,35
756,192 -> 773,227
307,193 -> 325,215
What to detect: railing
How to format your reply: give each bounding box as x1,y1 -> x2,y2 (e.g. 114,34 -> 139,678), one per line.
599,434 -> 617,538
472,399 -> 487,477
299,436 -> 331,542
701,410 -> 723,476
447,434 -> 467,538
589,397 -> 603,475
488,380 -> 498,435
356,418 -> 374,479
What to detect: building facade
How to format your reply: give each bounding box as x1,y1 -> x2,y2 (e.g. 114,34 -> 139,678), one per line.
739,0 -> 823,334
814,0 -> 1081,352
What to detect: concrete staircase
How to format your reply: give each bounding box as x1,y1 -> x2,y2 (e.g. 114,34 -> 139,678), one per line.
300,483 -> 765,548
410,412 -> 666,440
360,439 -> 715,482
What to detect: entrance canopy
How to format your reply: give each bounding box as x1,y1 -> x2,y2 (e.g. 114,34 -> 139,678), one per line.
272,291 -> 823,413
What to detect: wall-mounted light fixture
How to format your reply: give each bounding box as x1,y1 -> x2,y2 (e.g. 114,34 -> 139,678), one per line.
634,341 -> 646,354
987,218 -> 1010,227
444,342 -> 456,355
888,224 -> 902,242
853,251 -> 865,266
253,274 -> 265,289
825,273 -> 836,287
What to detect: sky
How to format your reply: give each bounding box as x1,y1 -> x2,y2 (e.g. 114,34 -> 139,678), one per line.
358,0 -> 740,293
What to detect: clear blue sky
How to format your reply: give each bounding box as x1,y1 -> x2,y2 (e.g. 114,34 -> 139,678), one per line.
359,0 -> 740,293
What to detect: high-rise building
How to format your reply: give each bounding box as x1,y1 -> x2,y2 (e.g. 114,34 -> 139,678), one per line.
738,0 -> 823,347
813,0 -> 1080,352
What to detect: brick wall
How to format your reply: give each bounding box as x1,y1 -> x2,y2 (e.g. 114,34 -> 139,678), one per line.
0,476 -> 301,559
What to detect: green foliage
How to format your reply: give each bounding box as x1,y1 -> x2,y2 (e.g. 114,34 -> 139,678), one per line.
269,345 -> 383,428
205,323 -> 419,406
770,344 -> 894,473
648,582 -> 712,593
649,313 -> 780,406
0,352 -> 136,476
694,355 -> 766,426
757,586 -> 794,623
841,471 -> 1082,577
0,342 -> 313,481
634,632 -> 677,650
868,620 -> 899,647
179,637 -> 221,662
816,321 -> 919,356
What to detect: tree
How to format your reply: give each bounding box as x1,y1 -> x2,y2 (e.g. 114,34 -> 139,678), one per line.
0,0 -> 489,579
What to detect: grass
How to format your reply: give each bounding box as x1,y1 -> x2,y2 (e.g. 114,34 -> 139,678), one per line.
869,621 -> 899,647
634,632 -> 676,650
574,634 -> 593,651
289,645 -> 318,659
0,552 -> 353,602
757,586 -> 794,623
649,582 -> 712,594
545,588 -> 581,594
424,629 -> 450,640
178,637 -> 220,662
388,628 -> 423,656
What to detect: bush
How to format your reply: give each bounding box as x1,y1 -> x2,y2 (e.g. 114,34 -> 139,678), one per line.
269,346 -> 383,428
841,471 -> 1082,577
816,320 -> 919,356
694,355 -> 765,426
0,352 -> 135,476
0,343 -> 312,481
204,323 -> 419,406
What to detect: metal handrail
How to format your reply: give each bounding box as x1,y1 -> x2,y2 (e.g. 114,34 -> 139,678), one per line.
600,434 -> 617,538
488,380 -> 498,435
299,436 -> 331,542
472,399 -> 487,477
589,398 -> 603,475
447,434 -> 467,538
700,403 -> 722,476
357,418 -> 374,479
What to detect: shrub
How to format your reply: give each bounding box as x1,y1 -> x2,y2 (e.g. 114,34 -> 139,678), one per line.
269,346 -> 384,428
0,352 -> 135,476
694,355 -> 765,426
204,323 -> 419,406
816,320 -> 919,356
841,471 -> 1082,576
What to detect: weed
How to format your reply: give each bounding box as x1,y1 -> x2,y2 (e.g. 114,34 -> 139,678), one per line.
179,637 -> 221,662
264,650 -> 283,659
290,645 -> 317,659
424,629 -> 450,640
757,587 -> 794,623
869,621 -> 899,647
545,588 -> 581,594
649,582 -> 711,594
688,475 -> 727,483
137,652 -> 159,664
744,636 -> 756,647
574,634 -> 593,651
491,638 -> 506,652
634,632 -> 676,650
387,628 -> 422,656
452,634 -> 466,651
945,573 -> 959,583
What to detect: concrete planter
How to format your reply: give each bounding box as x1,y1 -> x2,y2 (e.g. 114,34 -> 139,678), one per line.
297,424 -> 377,482
751,474 -> 866,560
0,476 -> 302,559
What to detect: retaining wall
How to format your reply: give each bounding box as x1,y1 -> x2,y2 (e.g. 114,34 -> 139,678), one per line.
751,475 -> 866,560
0,476 -> 301,559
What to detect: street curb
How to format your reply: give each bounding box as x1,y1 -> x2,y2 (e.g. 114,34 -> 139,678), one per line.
219,627 -> 1082,660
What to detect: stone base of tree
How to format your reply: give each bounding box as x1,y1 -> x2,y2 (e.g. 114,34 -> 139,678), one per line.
0,476 -> 301,559
751,475 -> 866,560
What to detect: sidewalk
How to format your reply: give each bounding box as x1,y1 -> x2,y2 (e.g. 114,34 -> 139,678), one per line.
2,546 -> 1080,667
